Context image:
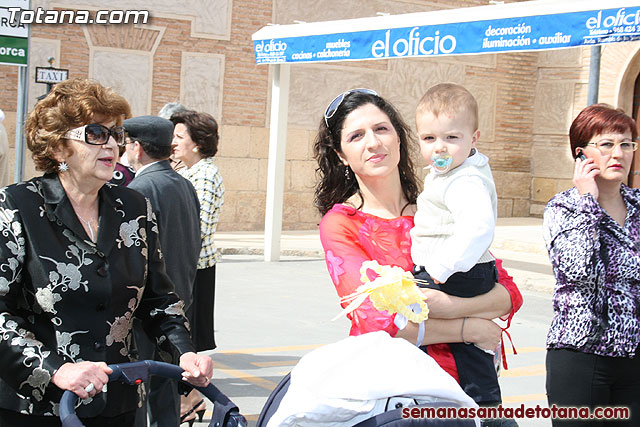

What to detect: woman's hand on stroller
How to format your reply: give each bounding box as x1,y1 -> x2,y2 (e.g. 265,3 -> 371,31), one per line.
179,352 -> 213,387
52,361 -> 113,399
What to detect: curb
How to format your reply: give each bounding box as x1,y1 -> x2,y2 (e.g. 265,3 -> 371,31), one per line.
220,247 -> 325,258
219,247 -> 556,296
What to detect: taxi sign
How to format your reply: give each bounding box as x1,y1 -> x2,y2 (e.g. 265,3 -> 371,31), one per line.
35,66 -> 69,84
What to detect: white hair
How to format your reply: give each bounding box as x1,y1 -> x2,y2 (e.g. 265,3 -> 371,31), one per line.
158,102 -> 188,119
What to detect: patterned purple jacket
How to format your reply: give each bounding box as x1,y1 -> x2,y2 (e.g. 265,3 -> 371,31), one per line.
543,185 -> 640,358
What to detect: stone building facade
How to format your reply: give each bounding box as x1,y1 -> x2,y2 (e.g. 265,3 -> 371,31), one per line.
1,0 -> 639,231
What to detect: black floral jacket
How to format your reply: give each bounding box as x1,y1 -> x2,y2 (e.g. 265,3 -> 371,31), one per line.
0,174 -> 195,418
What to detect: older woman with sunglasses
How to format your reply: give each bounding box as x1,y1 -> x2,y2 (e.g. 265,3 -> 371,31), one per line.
315,89 -> 522,423
0,79 -> 212,427
543,104 -> 640,426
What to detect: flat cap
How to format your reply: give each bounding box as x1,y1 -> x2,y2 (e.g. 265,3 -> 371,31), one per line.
123,115 -> 174,146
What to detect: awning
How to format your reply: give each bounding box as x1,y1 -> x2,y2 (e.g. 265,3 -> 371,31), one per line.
253,0 -> 640,63
251,0 -> 640,261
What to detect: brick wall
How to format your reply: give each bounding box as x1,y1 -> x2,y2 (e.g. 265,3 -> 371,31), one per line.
2,1 -> 640,230
472,52 -> 537,217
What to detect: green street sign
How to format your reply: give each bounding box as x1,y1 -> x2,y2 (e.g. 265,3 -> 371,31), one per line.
0,35 -> 28,66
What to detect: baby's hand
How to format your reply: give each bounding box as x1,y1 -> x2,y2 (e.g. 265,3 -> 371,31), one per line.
431,276 -> 442,285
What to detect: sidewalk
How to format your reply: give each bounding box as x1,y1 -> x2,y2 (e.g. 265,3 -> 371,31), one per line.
216,217 -> 556,294
490,217 -> 555,295
216,230 -> 323,258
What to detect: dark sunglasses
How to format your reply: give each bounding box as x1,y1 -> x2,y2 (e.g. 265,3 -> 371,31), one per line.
64,123 -> 126,146
323,88 -> 379,126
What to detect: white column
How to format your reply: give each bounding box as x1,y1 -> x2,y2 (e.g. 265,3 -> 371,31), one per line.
264,63 -> 290,262
13,65 -> 29,183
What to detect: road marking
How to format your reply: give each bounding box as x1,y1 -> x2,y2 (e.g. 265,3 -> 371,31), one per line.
216,344 -> 322,354
502,393 -> 547,404
212,344 -> 549,410
216,344 -> 545,356
252,360 -> 298,368
213,360 -> 278,390
501,363 -> 545,378
505,346 -> 545,355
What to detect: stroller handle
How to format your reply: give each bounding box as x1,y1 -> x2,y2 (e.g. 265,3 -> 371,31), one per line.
59,360 -> 246,427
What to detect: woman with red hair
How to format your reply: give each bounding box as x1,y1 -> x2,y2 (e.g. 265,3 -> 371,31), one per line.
543,104 -> 640,426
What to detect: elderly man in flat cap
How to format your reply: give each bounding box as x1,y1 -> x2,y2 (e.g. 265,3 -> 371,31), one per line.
123,116 -> 202,427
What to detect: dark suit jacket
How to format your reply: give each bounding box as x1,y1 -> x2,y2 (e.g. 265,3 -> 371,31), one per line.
0,174 -> 195,418
128,160 -> 201,311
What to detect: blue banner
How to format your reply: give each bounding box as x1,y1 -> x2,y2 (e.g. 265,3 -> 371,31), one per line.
254,6 -> 640,64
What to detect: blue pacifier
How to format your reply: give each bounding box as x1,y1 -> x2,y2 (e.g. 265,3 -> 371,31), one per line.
430,153 -> 453,173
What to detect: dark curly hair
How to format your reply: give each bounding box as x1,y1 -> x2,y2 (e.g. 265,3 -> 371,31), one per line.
24,78 -> 131,173
313,90 -> 420,216
170,110 -> 219,158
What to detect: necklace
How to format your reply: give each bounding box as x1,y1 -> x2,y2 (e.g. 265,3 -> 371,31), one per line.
68,195 -> 99,242
76,213 -> 98,242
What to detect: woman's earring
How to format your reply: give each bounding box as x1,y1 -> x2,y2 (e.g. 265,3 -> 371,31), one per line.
344,165 -> 351,180
192,147 -> 199,153
58,161 -> 69,172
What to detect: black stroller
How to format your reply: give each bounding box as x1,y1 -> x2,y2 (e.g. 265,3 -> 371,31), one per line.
60,361 -> 475,426
255,372 -> 476,427
59,360 -> 246,427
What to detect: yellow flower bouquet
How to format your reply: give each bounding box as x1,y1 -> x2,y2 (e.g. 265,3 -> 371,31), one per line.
334,260 -> 429,323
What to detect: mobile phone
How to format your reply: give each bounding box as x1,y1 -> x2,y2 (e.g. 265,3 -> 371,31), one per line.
577,150 -> 587,161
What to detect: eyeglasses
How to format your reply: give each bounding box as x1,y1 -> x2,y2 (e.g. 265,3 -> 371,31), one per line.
324,88 -> 379,126
586,138 -> 638,154
64,124 -> 125,146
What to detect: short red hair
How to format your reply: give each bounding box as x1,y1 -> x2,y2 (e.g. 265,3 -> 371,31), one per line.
569,103 -> 637,159
25,78 -> 131,173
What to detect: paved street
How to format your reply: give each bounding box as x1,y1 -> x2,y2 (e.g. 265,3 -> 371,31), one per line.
190,238 -> 556,426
